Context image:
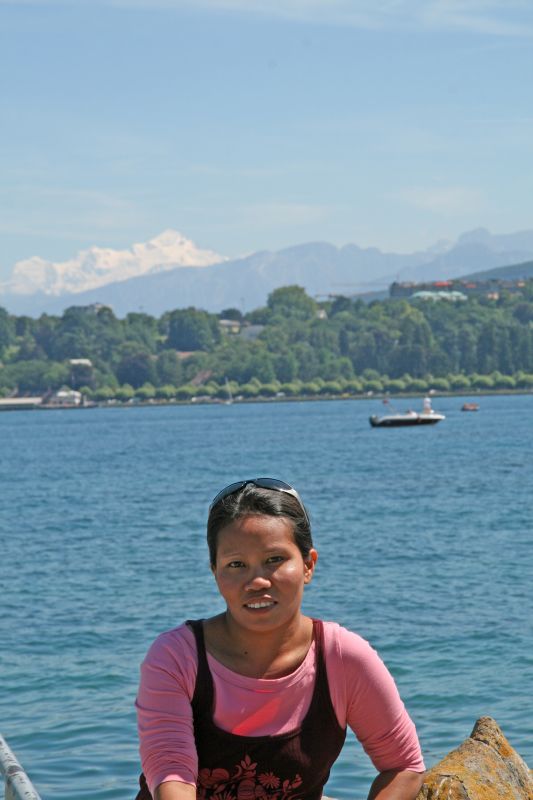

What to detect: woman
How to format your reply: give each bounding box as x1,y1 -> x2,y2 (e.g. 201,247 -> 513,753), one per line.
136,478 -> 425,800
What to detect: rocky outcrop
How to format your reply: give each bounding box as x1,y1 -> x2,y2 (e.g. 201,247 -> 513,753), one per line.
418,717 -> 533,800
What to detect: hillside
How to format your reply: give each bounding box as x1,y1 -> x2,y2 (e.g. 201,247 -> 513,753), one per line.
1,284 -> 533,399
460,259 -> 533,282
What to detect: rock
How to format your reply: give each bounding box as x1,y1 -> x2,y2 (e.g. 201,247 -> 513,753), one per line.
418,717 -> 533,800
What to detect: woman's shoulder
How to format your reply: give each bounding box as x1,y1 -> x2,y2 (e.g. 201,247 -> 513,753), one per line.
143,620 -> 199,672
321,619 -> 372,649
321,620 -> 383,668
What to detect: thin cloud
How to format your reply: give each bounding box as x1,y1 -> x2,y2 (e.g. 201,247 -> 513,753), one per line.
393,186 -> 484,215
240,202 -> 331,227
3,0 -> 533,36
420,0 -> 533,36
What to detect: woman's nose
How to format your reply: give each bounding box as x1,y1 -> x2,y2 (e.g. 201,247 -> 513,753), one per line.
244,568 -> 271,590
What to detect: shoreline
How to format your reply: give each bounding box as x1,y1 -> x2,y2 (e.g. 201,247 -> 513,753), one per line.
28,386 -> 533,411
1,387 -> 532,413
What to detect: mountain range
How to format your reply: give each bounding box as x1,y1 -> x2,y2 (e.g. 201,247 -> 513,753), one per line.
2,227 -> 533,317
2,230 -> 224,297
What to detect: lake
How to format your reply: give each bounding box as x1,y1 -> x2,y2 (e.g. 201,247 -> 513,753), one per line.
1,394 -> 532,799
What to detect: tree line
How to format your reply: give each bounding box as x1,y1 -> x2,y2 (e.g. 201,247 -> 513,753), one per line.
1,283 -> 533,399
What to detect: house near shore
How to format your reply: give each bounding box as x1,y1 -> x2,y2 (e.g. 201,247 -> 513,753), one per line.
46,388 -> 83,406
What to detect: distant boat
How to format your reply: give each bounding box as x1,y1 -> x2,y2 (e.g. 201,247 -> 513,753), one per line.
461,402 -> 479,412
369,397 -> 445,428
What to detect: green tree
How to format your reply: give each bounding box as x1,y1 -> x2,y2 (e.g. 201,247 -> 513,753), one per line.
344,378 -> 364,394
124,312 -> 159,352
0,360 -> 66,393
94,386 -> 116,401
156,350 -> 182,386
116,384 -> 135,402
428,377 -> 450,392
350,332 -> 378,374
248,350 -> 276,383
458,327 -> 478,374
220,308 -> 243,321
274,351 -> 298,382
279,381 -> 301,397
267,286 -> 318,320
448,374 -> 470,391
329,296 -> 353,315
167,308 -> 220,351
514,371 -> 533,388
513,302 -> 533,324
319,380 -> 343,395
471,374 -> 494,390
384,378 -> 407,393
155,384 -> 177,400
116,351 -> 157,388
300,381 -> 321,396
257,382 -> 279,397
43,362 -> 70,389
477,322 -> 498,374
176,384 -> 197,400
0,308 -> 14,355
135,382 -> 156,400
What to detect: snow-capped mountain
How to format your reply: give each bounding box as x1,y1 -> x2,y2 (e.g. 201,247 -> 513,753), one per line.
3,230 -> 226,296
2,227 -> 533,317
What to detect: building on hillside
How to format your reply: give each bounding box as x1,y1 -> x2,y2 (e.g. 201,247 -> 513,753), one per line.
68,358 -> 93,367
411,290 -> 467,302
218,319 -> 241,334
390,278 -> 532,300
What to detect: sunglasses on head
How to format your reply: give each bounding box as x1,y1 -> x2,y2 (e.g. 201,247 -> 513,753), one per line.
209,477 -> 310,528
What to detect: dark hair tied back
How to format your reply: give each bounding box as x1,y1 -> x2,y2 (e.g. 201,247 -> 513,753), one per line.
207,483 -> 313,567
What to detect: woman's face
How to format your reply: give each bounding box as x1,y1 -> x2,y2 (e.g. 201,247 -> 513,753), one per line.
212,514 -> 317,634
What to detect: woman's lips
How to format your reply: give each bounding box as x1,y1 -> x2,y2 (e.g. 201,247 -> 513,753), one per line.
244,600 -> 276,610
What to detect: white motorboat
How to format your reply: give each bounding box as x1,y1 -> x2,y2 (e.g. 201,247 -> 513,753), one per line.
369,397 -> 445,428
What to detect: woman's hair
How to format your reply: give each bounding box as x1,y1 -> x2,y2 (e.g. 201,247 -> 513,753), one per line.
207,483 -> 313,567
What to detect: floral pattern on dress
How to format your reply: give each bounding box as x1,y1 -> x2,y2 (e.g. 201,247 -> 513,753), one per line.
197,755 -> 303,800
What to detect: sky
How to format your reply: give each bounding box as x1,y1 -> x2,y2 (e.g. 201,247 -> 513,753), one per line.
1,0 -> 533,279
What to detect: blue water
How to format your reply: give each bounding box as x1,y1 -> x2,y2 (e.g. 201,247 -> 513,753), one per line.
1,395 -> 532,799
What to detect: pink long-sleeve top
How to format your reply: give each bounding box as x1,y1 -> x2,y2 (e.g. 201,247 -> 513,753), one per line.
136,621 -> 425,795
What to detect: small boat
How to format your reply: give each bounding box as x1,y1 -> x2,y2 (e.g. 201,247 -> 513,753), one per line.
461,402 -> 479,412
369,397 -> 445,428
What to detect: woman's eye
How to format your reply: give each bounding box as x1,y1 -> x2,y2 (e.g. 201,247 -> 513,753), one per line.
267,556 -> 284,564
227,561 -> 245,568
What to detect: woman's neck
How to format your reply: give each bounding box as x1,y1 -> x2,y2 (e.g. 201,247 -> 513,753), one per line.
204,612 -> 313,679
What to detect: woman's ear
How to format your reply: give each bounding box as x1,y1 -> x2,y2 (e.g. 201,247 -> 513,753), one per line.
303,549 -> 318,584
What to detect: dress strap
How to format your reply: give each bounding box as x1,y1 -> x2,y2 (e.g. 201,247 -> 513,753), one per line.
306,619 -> 338,721
186,619 -> 214,715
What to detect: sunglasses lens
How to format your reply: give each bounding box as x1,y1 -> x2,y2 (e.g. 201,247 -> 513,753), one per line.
209,480 -> 246,509
255,478 -> 292,491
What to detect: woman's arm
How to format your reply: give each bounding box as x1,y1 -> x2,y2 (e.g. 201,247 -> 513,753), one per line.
332,627 -> 425,777
155,780 -> 197,800
367,769 -> 424,800
136,627 -> 199,794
